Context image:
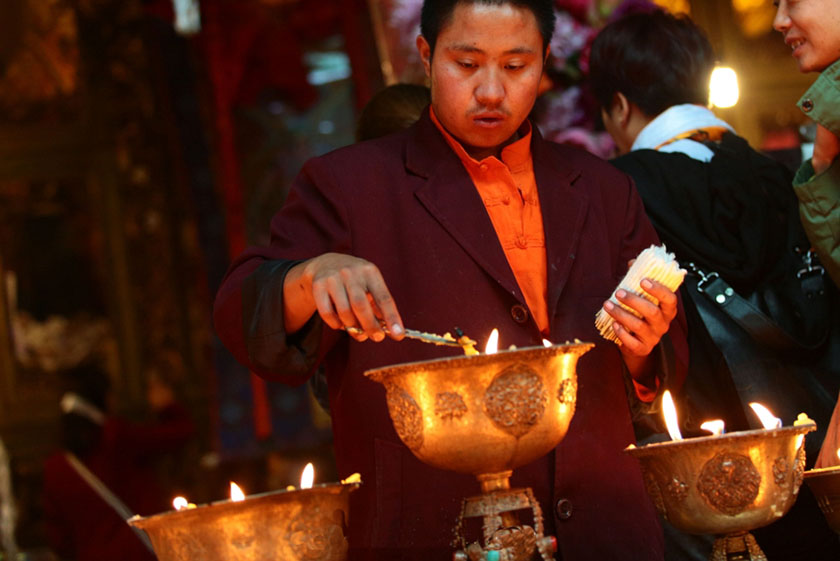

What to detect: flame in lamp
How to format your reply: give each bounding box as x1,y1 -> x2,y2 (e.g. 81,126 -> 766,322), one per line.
230,482 -> 245,502
662,390 -> 683,441
300,463 -> 315,490
749,402 -> 782,429
837,448 -> 840,462
485,329 -> 499,354
173,496 -> 188,511
700,420 -> 725,437
542,339 -> 553,347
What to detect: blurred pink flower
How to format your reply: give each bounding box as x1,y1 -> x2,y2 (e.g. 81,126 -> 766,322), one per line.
549,128 -> 616,159
554,0 -> 595,22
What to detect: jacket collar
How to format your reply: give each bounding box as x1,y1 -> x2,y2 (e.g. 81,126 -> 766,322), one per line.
407,108 -> 590,328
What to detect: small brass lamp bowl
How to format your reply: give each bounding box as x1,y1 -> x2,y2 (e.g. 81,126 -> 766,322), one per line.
804,465 -> 840,534
365,342 -> 592,478
128,482 -> 361,561
366,343 -> 592,561
626,423 -> 815,560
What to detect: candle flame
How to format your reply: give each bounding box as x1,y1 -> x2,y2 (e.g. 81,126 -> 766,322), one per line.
662,391 -> 683,441
484,329 -> 499,354
542,339 -> 553,347
300,463 -> 315,489
173,496 -> 189,510
836,448 -> 840,462
700,420 -> 725,437
230,482 -> 245,502
749,402 -> 782,429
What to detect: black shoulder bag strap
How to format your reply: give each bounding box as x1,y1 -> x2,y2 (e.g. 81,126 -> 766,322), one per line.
685,258 -> 829,351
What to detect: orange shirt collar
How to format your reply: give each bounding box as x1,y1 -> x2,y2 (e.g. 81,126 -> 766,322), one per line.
429,106 -> 533,171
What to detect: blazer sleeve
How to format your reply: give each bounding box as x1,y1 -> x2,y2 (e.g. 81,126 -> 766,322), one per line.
212,155 -> 352,384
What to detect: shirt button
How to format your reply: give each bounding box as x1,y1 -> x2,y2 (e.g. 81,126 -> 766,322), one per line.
516,236 -> 528,249
555,498 -> 573,520
511,304 -> 529,324
503,197 -> 511,205
802,98 -> 814,112
480,163 -> 489,172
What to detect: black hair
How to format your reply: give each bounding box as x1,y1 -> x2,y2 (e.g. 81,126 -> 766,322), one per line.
420,0 -> 555,53
589,10 -> 716,117
357,84 -> 431,141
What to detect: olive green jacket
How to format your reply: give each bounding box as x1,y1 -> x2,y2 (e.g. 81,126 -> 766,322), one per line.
794,59 -> 840,287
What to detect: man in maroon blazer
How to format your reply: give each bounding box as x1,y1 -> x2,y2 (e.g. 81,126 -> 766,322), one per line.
214,1 -> 688,559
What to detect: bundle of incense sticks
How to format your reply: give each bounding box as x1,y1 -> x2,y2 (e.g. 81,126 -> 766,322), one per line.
595,245 -> 686,345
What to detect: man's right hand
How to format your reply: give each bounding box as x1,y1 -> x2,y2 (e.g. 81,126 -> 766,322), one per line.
283,253 -> 404,342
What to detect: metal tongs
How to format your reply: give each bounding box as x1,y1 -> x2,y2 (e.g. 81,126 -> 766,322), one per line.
344,322 -> 477,350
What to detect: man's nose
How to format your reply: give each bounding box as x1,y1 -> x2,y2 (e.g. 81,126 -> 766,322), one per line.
475,67 -> 504,106
773,2 -> 790,33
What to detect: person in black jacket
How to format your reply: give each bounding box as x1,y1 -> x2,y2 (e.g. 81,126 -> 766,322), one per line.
589,9 -> 840,561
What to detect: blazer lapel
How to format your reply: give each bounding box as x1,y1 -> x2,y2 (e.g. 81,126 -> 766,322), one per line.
531,131 -> 590,321
406,111 -> 524,302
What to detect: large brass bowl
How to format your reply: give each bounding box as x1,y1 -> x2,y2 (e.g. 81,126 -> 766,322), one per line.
804,465 -> 840,533
365,343 -> 592,477
625,424 -> 814,537
128,482 -> 360,561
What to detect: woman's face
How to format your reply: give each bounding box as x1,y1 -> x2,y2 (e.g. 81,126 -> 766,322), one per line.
774,0 -> 840,73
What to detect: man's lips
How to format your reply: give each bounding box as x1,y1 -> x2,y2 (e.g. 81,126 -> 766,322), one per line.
472,113 -> 507,126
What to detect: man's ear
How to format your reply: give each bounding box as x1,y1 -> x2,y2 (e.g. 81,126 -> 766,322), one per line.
417,35 -> 432,78
613,92 -> 631,127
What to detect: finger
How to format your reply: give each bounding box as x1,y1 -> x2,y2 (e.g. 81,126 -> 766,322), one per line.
639,279 -> 678,322
364,268 -> 404,340
614,289 -> 670,335
604,300 -> 656,348
341,270 -> 387,342
612,322 -> 649,356
325,274 -> 364,333
311,277 -> 343,331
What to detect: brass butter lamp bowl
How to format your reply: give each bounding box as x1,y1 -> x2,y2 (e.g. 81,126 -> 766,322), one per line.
128,482 -> 361,561
366,342 -> 593,561
626,422 -> 816,561
803,464 -> 840,534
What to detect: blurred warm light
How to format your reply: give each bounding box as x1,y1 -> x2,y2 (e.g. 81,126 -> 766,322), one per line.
542,339 -> 553,347
173,496 -> 189,510
653,0 -> 690,14
731,0 -> 777,38
485,329 -> 499,354
300,463 -> 315,490
836,448 -> 840,462
662,391 -> 683,441
230,482 -> 245,502
749,402 -> 782,429
700,420 -> 725,437
710,66 -> 739,108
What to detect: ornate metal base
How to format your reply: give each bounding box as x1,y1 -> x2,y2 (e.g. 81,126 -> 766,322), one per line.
710,532 -> 766,561
453,473 -> 556,561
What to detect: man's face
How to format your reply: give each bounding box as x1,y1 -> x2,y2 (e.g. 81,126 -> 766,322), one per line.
417,2 -> 546,159
774,0 -> 840,73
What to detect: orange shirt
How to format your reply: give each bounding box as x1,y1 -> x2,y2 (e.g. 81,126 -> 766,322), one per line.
430,108 -> 549,334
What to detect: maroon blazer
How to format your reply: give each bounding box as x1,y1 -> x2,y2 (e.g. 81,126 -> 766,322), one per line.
214,110 -> 688,560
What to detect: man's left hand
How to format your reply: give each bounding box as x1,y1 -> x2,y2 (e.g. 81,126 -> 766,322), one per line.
602,278 -> 678,382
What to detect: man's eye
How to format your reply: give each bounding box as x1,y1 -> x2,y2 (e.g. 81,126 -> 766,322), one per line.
458,61 -> 476,69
